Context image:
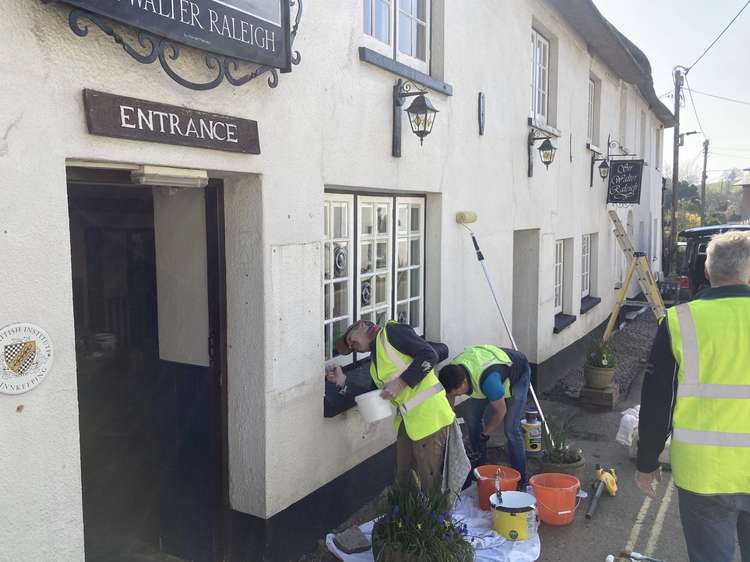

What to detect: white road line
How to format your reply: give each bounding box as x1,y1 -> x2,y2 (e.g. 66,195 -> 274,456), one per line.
645,477 -> 676,556
625,495 -> 653,553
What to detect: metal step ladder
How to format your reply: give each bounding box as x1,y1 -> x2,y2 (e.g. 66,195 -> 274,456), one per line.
603,210 -> 666,341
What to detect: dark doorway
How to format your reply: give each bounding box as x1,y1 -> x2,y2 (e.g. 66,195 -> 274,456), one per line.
68,179 -> 225,562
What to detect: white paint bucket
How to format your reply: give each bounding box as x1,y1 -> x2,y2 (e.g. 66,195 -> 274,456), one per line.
355,389 -> 395,423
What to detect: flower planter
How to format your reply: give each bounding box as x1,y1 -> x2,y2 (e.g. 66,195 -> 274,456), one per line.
372,535 -> 472,562
583,363 -> 615,389
539,455 -> 586,483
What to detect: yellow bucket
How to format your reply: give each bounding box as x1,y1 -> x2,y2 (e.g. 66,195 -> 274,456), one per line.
489,491 -> 538,541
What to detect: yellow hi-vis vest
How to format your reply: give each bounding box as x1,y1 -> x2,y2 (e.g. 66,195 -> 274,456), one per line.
370,323 -> 455,441
451,345 -> 513,400
667,297 -> 750,494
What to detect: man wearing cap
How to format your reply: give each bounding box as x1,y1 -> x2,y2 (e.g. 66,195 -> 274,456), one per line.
326,320 -> 455,492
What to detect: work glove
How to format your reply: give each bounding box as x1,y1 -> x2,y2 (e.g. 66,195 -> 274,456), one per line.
635,468 -> 662,498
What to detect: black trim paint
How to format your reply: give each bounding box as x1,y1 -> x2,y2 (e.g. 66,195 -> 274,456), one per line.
358,47 -> 453,96
553,313 -> 577,334
580,296 -> 602,315
228,444 -> 396,561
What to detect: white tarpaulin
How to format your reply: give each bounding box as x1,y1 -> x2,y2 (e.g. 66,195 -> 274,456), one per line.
325,484 -> 541,562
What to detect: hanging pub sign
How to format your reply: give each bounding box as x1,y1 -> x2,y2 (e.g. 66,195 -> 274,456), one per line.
62,0 -> 292,69
607,159 -> 644,205
83,89 -> 261,154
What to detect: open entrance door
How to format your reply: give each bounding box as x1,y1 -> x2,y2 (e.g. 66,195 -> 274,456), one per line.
68,173 -> 226,562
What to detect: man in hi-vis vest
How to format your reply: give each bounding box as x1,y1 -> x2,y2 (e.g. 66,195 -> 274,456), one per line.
438,345 -> 531,485
326,320 -> 455,492
637,231 -> 750,562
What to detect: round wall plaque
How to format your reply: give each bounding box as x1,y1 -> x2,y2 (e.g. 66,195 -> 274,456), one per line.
0,323 -> 54,395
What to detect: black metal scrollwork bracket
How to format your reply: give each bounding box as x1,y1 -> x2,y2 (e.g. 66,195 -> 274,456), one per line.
40,0 -> 303,91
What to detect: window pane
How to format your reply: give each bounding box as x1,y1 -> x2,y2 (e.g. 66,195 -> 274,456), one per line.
376,309 -> 389,326
325,285 -> 331,320
333,243 -> 348,278
360,311 -> 375,323
376,241 -> 388,269
410,268 -> 420,297
332,319 -> 349,356
361,204 -> 373,235
363,0 -> 372,34
375,274 -> 387,304
333,205 -> 347,238
399,0 -> 411,12
416,0 -> 426,20
325,324 -> 332,360
397,240 -> 408,267
410,300 -> 421,327
360,242 -> 373,274
416,22 -> 426,61
375,0 -> 390,43
410,206 -> 421,232
398,206 -> 408,234
324,242 -> 331,280
410,239 -> 421,265
361,279 -> 373,307
377,205 -> 389,234
398,13 -> 412,56
397,302 -> 408,324
397,270 -> 408,299
333,282 -> 348,317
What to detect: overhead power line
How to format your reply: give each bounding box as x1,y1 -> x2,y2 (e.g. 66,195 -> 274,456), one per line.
686,0 -> 750,73
683,75 -> 707,138
690,89 -> 750,107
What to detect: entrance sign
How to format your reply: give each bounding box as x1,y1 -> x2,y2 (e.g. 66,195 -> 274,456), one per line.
63,0 -> 291,69
0,323 -> 54,395
83,90 -> 261,154
607,159 -> 644,205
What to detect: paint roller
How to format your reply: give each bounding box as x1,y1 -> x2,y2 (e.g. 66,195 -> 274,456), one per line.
455,211 -> 554,447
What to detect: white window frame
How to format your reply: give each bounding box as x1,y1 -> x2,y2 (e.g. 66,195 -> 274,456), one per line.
357,196 -> 394,331
553,239 -> 564,314
323,194 -> 355,364
394,197 -> 425,335
530,28 -> 550,124
581,234 -> 591,298
362,0 -> 430,74
587,79 -> 595,143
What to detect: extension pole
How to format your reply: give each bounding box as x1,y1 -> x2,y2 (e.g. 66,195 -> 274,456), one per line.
462,224 -> 554,448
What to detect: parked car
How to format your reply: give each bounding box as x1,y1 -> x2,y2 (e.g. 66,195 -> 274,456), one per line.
678,224 -> 750,299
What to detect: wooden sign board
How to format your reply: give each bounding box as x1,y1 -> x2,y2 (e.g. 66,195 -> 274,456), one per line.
607,159 -> 644,205
63,0 -> 291,69
83,89 -> 260,154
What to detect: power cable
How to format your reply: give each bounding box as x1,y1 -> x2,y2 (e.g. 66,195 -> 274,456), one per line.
689,89 -> 750,107
683,75 -> 706,138
686,0 -> 750,73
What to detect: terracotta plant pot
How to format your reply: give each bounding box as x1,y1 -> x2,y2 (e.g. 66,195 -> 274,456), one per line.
539,455 -> 586,483
583,363 -> 615,389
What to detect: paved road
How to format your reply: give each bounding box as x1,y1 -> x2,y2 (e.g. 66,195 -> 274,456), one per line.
533,373 -> 738,562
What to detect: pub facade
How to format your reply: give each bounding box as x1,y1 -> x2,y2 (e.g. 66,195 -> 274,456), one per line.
0,1 -> 672,560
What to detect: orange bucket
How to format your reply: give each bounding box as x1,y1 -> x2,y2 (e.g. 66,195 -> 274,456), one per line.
473,465 -> 521,511
529,473 -> 581,525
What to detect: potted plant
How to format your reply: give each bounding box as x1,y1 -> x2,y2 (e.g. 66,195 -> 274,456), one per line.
583,338 -> 617,389
371,472 -> 474,562
540,423 -> 585,482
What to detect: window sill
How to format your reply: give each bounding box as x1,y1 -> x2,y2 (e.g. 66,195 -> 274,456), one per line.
528,118 -> 561,138
580,296 -> 602,315
358,47 -> 453,96
553,313 -> 576,334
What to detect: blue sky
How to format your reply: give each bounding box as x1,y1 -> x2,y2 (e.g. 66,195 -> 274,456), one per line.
593,0 -> 750,182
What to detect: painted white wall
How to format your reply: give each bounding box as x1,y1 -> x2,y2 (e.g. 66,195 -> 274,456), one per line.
0,1 -> 669,556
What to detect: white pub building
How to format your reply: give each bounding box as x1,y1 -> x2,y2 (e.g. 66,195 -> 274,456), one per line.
0,0 -> 671,560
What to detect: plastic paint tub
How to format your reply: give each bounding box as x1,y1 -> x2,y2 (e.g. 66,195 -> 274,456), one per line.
474,465 -> 521,511
490,491 -> 539,541
529,472 -> 581,526
355,390 -> 395,423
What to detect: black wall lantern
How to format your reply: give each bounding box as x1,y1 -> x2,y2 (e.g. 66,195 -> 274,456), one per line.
528,130 -> 557,177
393,79 -> 438,157
590,134 -> 631,187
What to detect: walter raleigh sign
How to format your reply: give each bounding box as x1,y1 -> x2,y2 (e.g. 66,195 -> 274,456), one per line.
607,159 -> 645,205
63,0 -> 291,69
83,90 -> 260,154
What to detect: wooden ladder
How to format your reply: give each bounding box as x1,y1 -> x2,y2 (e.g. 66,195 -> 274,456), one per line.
603,210 -> 666,341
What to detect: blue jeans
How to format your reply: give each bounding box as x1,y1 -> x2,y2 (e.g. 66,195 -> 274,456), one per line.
678,487 -> 750,562
464,367 -> 531,483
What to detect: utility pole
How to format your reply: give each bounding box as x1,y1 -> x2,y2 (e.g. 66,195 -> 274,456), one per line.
669,68 -> 683,275
700,138 -> 710,225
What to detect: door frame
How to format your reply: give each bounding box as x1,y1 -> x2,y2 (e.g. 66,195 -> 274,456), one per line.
205,180 -> 230,560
